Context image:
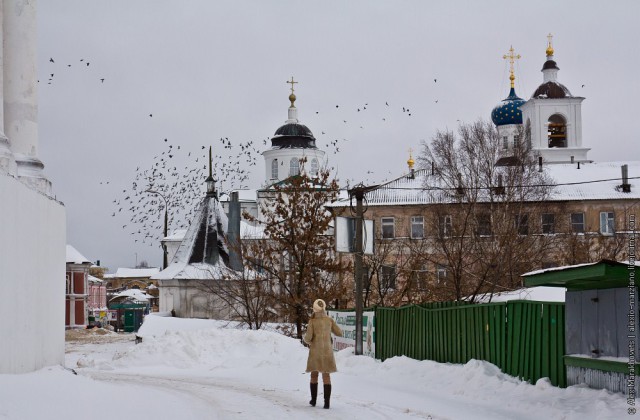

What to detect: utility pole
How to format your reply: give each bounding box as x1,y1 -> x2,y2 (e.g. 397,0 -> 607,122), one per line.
348,183 -> 377,355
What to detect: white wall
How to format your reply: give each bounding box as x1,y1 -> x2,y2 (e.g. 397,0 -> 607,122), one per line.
0,172 -> 66,373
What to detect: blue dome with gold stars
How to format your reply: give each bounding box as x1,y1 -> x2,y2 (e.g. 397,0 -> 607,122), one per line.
491,87 -> 525,126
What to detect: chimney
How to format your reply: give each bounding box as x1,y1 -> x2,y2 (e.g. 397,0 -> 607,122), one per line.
622,164 -> 631,193
227,191 -> 243,270
538,156 -> 543,172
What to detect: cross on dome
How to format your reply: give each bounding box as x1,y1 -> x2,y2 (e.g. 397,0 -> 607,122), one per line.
503,45 -> 521,89
287,76 -> 298,108
546,33 -> 554,57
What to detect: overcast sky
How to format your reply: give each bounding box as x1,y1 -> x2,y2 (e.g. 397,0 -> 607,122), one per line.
36,0 -> 640,272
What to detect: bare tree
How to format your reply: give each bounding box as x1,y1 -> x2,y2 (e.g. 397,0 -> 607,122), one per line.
244,161 -> 348,338
418,120 -> 555,302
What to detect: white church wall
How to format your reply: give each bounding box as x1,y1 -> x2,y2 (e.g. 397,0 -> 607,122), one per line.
0,173 -> 66,373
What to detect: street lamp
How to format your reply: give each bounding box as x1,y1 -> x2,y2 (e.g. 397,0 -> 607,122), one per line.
145,189 -> 169,269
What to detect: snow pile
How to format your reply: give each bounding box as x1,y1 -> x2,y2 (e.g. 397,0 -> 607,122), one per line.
0,316 -> 628,419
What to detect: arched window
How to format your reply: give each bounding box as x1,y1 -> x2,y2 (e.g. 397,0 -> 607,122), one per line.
271,159 -> 278,179
310,158 -> 319,176
547,114 -> 567,148
289,157 -> 300,176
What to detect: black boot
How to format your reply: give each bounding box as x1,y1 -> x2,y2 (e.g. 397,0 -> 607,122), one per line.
309,383 -> 318,406
323,384 -> 332,409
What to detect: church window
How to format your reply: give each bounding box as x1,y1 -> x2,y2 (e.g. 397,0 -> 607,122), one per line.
599,212 -> 615,235
289,158 -> 300,176
571,212 -> 585,233
381,217 -> 395,238
310,158 -> 319,176
547,114 -> 567,148
271,159 -> 278,179
503,136 -> 508,150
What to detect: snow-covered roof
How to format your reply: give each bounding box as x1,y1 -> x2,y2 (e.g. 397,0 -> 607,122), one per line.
66,245 -> 91,264
327,161 -> 640,207
473,286 -> 565,303
163,229 -> 188,241
114,267 -> 161,278
219,189 -> 258,203
522,259 -> 640,277
153,195 -> 232,281
88,275 -> 103,284
109,288 -> 152,302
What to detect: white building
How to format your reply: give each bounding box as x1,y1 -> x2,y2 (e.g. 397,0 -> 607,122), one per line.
492,36 -> 590,164
0,1 -> 66,374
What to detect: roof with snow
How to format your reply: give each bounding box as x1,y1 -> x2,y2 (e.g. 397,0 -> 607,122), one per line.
163,229 -> 188,241
109,288 -> 153,303
114,267 -> 161,278
523,259 -> 640,291
66,245 -> 91,265
153,195 -> 231,281
88,275 -> 103,284
327,161 -> 640,207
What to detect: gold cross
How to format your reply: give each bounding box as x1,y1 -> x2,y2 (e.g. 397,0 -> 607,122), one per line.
546,33 -> 554,56
503,45 -> 521,88
286,76 -> 298,95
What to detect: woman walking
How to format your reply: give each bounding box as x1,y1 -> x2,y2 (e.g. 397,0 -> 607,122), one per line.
304,298 -> 343,409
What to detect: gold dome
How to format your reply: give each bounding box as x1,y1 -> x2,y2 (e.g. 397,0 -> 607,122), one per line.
289,93 -> 296,107
546,33 -> 554,56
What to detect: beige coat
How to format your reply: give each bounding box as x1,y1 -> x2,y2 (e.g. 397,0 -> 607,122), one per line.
304,311 -> 343,373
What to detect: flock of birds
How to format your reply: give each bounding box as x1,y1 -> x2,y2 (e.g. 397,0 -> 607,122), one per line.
67,68 -> 445,249
103,92 -> 447,247
107,136 -> 261,246
40,56 -> 105,85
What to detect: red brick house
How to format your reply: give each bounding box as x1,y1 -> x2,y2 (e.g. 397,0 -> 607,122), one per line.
66,245 -> 92,329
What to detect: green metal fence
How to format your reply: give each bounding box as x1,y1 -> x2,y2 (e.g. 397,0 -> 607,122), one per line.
375,300 -> 566,387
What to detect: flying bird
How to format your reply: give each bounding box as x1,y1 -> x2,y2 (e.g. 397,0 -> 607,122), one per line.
49,58 -> 54,63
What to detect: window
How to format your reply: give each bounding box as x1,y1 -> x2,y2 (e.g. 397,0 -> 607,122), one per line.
436,265 -> 448,284
476,213 -> 492,236
542,213 -> 555,234
503,136 -> 508,150
571,213 -> 585,233
439,215 -> 452,238
381,217 -> 395,239
411,266 -> 429,291
600,212 -> 615,235
289,158 -> 300,176
380,265 -> 396,290
548,114 -> 567,148
271,159 -> 278,179
310,158 -> 319,177
411,216 -> 424,239
514,214 -> 529,235
514,134 -> 520,148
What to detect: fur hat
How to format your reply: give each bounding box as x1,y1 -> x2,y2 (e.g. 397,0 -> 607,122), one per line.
313,299 -> 326,313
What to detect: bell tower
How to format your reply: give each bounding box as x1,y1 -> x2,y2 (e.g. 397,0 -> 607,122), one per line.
520,34 -> 590,163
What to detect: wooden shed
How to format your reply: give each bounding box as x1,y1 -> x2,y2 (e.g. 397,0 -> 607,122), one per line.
523,260 -> 638,395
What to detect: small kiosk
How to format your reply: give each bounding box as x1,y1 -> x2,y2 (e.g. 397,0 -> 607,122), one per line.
523,260 -> 638,395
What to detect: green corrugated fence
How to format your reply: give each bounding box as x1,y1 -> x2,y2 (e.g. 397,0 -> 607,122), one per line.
375,300 -> 566,387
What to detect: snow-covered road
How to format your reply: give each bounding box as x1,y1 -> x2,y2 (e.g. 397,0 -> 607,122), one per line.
0,317 -> 628,420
